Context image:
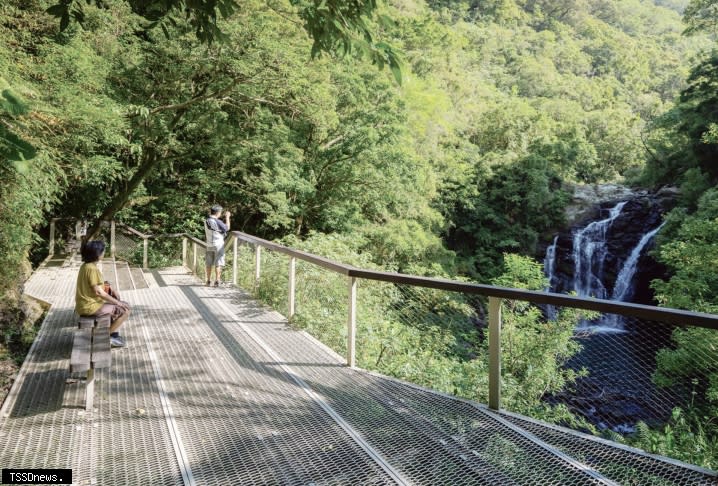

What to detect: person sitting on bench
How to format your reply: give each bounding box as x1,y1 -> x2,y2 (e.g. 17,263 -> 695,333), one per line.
75,240 -> 131,347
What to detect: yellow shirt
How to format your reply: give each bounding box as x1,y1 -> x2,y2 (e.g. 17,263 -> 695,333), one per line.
75,262 -> 104,316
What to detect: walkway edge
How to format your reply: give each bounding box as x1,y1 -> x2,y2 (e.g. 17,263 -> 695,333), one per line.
0,301 -> 59,419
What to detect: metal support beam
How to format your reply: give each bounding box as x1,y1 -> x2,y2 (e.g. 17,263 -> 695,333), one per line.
49,219 -> 56,256
489,297 -> 502,410
232,237 -> 238,286
347,277 -> 357,368
182,238 -> 187,268
110,221 -> 116,259
192,242 -> 197,274
254,245 -> 262,287
288,257 -> 296,320
143,237 -> 149,270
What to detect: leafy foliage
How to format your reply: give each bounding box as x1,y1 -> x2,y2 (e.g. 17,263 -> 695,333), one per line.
444,155 -> 569,280
45,0 -> 403,80
2,0 -> 716,468
0,84 -> 36,171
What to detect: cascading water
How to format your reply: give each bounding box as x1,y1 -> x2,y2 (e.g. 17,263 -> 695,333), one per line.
571,201 -> 626,301
600,221 -> 667,328
543,236 -> 559,320
545,200 -> 666,332
544,235 -> 559,288
610,221 -> 666,303
542,193 -> 672,433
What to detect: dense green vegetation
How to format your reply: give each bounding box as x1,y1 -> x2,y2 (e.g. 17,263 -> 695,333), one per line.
2,0 -> 718,469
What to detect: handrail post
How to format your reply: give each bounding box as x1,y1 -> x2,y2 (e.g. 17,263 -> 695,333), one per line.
142,237 -> 149,269
232,237 -> 238,286
489,297 -> 502,410
110,221 -> 116,259
49,218 -> 57,256
182,237 -> 187,268
347,277 -> 357,367
193,241 -> 197,275
254,245 -> 262,287
288,256 -> 296,319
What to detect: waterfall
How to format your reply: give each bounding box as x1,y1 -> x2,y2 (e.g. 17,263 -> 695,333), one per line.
544,235 -> 559,289
543,196 -> 666,332
540,190 -> 672,432
611,221 -> 666,302
597,221 -> 666,329
544,236 -> 559,320
572,201 -> 627,300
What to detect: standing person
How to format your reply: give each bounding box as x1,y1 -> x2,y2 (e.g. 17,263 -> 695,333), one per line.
205,205 -> 231,287
75,240 -> 131,347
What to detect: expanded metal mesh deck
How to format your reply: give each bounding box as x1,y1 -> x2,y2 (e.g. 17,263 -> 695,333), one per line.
2,261 -> 716,485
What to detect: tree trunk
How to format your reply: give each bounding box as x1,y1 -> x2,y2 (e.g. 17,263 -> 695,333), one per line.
84,150 -> 160,241
85,108 -> 188,242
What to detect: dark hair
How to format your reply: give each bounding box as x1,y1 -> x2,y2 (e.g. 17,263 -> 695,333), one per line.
81,240 -> 106,263
210,205 -> 222,215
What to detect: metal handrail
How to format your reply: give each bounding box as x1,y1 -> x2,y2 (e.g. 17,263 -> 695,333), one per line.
49,220 -> 718,329
49,220 -> 718,412
229,231 -> 718,331
230,231 -> 353,275
225,229 -> 718,412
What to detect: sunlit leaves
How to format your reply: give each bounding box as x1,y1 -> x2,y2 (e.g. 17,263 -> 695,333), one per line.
683,0 -> 718,35
0,86 -> 36,172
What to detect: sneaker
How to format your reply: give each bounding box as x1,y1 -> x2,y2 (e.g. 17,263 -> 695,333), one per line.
206,280 -> 211,286
110,336 -> 126,348
214,280 -> 220,287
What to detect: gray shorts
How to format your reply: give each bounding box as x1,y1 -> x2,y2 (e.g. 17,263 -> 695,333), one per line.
205,245 -> 225,267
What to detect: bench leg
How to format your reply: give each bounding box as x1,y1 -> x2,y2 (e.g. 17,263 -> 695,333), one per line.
86,368 -> 94,411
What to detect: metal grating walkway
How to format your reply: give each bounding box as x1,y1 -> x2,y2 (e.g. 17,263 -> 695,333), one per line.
2,258 -> 716,485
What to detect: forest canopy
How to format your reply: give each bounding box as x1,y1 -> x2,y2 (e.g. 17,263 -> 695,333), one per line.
2,0 -> 718,469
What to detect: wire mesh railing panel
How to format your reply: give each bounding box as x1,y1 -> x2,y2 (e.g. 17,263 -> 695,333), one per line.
504,301 -> 718,471
355,281 -> 490,403
113,229 -> 143,265
185,240 -> 208,279
291,259 -> 348,355
234,243 -> 349,357
235,241 -> 256,290
221,238 -> 234,282
255,247 -> 289,317
147,236 -> 183,268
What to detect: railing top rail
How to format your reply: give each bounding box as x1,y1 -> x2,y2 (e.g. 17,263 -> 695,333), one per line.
66,220 -> 718,330
347,268 -> 718,329
230,231 -> 718,330
230,231 -> 353,275
116,222 -> 151,239
183,234 -> 208,247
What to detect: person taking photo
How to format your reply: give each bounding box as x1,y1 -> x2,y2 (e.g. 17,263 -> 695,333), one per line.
205,205 -> 231,287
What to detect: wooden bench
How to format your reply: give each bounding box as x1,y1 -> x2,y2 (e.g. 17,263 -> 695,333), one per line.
70,315 -> 112,411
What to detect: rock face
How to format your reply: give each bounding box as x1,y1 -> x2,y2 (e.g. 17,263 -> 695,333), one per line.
564,183 -> 638,227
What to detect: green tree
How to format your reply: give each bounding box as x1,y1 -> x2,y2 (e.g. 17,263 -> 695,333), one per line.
683,0 -> 718,35
641,189 -> 718,469
444,155 -> 569,280
47,0 -> 402,72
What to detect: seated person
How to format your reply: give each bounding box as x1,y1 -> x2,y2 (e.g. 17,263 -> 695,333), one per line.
75,240 -> 131,347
